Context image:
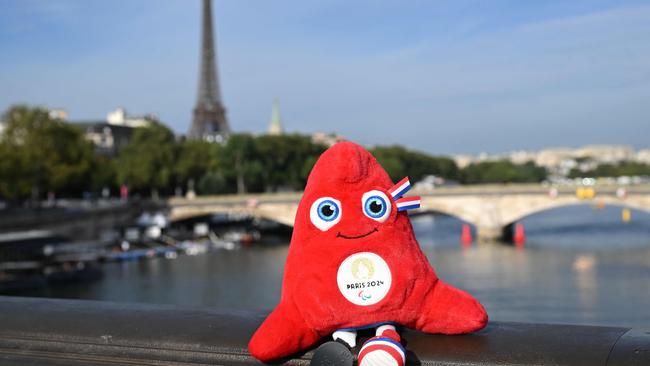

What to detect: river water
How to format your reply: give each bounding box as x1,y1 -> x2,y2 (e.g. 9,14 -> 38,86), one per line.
21,204 -> 650,327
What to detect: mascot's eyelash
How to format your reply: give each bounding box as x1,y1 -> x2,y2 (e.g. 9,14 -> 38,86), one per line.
388,177 -> 421,212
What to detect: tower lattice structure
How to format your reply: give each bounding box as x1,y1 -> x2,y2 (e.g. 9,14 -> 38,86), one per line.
189,0 -> 230,141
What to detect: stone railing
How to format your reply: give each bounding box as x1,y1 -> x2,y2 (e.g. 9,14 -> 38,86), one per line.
0,296 -> 647,365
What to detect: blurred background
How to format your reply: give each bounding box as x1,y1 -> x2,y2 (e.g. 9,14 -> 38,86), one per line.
0,0 -> 649,328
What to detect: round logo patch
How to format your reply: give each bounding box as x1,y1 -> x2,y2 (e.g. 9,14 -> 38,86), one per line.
337,252 -> 392,306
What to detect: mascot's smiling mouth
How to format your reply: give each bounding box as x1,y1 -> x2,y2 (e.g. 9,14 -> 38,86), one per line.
336,228 -> 378,240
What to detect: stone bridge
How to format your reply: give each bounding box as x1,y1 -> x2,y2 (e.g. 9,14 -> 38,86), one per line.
168,185 -> 650,242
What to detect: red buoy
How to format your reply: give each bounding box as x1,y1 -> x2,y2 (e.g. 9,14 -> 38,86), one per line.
461,224 -> 472,247
514,223 -> 526,247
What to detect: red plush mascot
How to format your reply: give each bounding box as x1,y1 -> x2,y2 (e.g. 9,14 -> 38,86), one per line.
249,142 -> 487,366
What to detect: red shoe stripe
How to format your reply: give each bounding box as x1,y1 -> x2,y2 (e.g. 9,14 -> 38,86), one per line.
358,344 -> 404,366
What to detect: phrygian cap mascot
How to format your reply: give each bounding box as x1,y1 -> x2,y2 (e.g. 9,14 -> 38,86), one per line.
249,142 -> 487,366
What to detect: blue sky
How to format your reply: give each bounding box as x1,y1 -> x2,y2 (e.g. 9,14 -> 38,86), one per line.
1,0 -> 649,155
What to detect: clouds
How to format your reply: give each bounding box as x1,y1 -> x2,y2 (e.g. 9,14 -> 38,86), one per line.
1,1 -> 649,154
220,1 -> 650,153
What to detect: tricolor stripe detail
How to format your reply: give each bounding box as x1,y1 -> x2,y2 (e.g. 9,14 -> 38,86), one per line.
388,177 -> 411,200
358,338 -> 405,366
396,196 -> 421,211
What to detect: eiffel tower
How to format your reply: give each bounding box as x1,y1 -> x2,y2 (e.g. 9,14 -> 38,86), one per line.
188,0 -> 230,141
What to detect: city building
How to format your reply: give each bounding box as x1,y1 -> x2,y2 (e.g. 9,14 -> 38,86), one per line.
74,122 -> 135,157
267,98 -> 284,135
413,175 -> 457,191
48,109 -> 68,120
636,149 -> 650,164
72,108 -> 156,157
575,145 -> 634,163
450,144 -> 648,180
106,107 -> 154,128
311,132 -> 345,147
534,148 -> 575,168
453,150 -> 536,168
452,155 -> 474,169
507,150 -> 537,165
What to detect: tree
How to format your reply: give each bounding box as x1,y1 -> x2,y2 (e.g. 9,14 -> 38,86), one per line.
116,122 -> 176,197
175,139 -> 220,193
214,134 -> 326,193
460,160 -> 546,184
0,141 -> 24,200
569,162 -> 650,178
197,171 -> 227,195
90,156 -> 117,194
255,134 -> 327,191
0,105 -> 94,201
220,134 -> 264,194
370,145 -> 459,182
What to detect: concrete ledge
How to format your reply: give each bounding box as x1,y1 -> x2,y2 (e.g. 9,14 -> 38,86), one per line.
0,296 -> 648,365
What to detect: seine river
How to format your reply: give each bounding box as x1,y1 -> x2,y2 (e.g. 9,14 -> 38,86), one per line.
23,204 -> 650,328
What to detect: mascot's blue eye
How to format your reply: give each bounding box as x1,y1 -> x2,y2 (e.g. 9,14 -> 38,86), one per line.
361,190 -> 392,222
364,196 -> 387,218
310,197 -> 342,231
317,200 -> 339,222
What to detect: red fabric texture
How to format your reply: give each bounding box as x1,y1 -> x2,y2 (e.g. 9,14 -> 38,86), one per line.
248,142 -> 487,361
379,329 -> 401,343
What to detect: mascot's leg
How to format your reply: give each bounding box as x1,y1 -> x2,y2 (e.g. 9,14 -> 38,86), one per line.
358,325 -> 406,366
248,302 -> 320,362
416,280 -> 488,334
310,329 -> 355,366
333,329 -> 357,348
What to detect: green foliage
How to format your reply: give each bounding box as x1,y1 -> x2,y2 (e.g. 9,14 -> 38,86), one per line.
219,134 -> 264,193
459,160 -> 547,184
0,106 -> 331,201
370,145 -> 458,182
569,162 -> 650,178
0,105 -> 558,201
116,122 -> 176,195
197,171 -> 227,195
254,134 -> 327,191
90,156 -> 117,192
174,139 -> 220,187
0,105 -> 95,200
205,133 -> 326,194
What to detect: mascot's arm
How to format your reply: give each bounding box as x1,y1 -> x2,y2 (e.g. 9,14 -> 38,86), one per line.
248,301 -> 320,362
415,280 -> 488,334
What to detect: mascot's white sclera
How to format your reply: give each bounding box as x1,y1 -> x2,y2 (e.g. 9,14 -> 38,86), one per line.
310,197 -> 342,231
361,190 -> 392,222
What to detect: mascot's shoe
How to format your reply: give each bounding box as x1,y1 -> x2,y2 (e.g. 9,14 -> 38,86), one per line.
358,329 -> 405,366
310,339 -> 354,366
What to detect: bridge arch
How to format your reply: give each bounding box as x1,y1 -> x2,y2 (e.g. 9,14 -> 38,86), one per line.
500,196 -> 650,229
499,201 -> 650,244
419,193 -> 650,242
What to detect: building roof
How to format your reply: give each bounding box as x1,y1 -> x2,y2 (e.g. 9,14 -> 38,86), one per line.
73,121 -> 135,136
71,121 -> 137,157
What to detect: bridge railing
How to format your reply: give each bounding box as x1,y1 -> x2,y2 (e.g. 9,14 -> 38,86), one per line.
0,296 -> 648,365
